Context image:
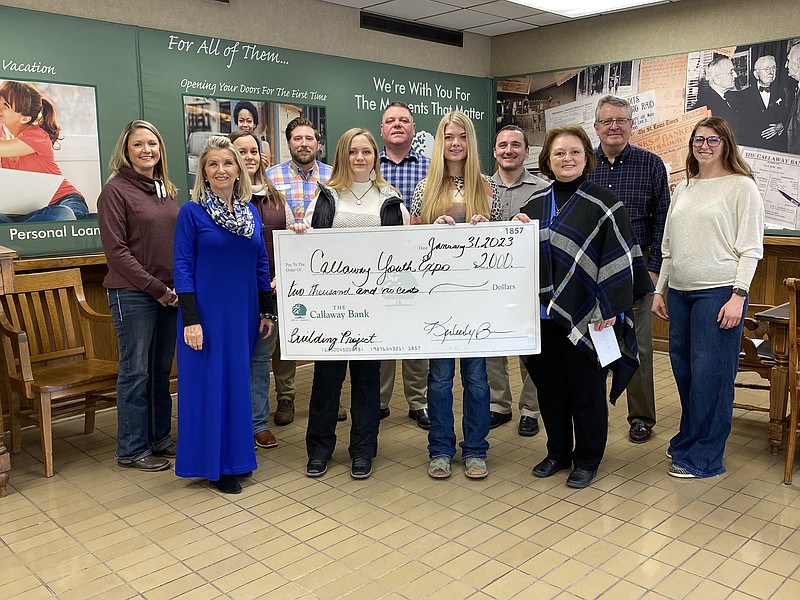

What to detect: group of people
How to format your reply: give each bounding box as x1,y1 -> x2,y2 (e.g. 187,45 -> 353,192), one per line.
94,94 -> 763,495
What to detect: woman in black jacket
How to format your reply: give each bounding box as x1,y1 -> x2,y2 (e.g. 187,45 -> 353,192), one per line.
290,128 -> 408,480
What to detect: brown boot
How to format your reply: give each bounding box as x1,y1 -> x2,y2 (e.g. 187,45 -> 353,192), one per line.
254,430 -> 278,448
274,399 -> 295,425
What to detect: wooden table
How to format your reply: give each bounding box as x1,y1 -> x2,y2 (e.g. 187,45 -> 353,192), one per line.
755,303 -> 791,454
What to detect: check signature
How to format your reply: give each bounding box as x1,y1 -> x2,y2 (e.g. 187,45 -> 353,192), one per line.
423,317 -> 510,344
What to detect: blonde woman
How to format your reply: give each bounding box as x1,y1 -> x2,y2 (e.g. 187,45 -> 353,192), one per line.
98,120 -> 179,473
174,135 -> 275,494
410,111 -> 500,480
291,127 -> 408,480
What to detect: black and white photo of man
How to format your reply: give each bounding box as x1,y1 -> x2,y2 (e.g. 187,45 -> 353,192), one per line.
731,55 -> 789,151
695,56 -> 739,122
785,42 -> 800,153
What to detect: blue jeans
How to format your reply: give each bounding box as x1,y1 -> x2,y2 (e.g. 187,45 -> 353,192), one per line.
0,193 -> 90,222
427,357 -> 490,460
250,321 -> 279,435
108,288 -> 177,462
667,287 -> 746,477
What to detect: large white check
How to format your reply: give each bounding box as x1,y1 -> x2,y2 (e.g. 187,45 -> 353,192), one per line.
273,222 -> 540,360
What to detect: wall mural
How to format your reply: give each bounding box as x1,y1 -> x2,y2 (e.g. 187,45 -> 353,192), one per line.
0,6 -> 491,257
496,37 -> 800,232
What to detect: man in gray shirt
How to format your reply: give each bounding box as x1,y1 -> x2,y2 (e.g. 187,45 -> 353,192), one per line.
487,125 -> 548,436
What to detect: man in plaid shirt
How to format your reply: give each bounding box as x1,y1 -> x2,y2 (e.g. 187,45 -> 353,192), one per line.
267,117 -> 332,223
377,102 -> 431,429
588,95 -> 670,445
379,102 -> 430,211
266,117 -> 332,426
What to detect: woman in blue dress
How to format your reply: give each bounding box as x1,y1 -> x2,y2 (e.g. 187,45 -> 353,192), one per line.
174,135 -> 275,494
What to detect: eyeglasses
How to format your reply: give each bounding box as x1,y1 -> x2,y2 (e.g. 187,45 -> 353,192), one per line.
691,135 -> 723,147
597,118 -> 632,127
757,66 -> 778,72
550,149 -> 585,160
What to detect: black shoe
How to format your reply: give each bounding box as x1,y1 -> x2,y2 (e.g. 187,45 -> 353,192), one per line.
629,421 -> 652,443
213,475 -> 242,494
531,457 -> 571,478
234,471 -> 253,478
351,458 -> 373,479
518,416 -> 539,437
118,455 -> 171,472
566,467 -> 597,489
152,441 -> 177,457
489,411 -> 512,429
306,459 -> 328,478
379,407 -> 391,420
408,408 -> 431,430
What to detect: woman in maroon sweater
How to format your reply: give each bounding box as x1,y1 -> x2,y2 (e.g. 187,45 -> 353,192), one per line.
98,120 -> 180,472
230,131 -> 292,451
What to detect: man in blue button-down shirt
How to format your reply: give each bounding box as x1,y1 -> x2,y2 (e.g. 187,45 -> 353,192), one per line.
588,95 -> 670,444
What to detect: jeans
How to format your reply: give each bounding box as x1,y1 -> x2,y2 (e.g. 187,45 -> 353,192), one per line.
108,288 -> 177,462
250,321 -> 279,435
306,360 -> 381,461
667,287 -> 746,478
53,194 -> 90,219
0,193 -> 90,223
426,357 -> 490,460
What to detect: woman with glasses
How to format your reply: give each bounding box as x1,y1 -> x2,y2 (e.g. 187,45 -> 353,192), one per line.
514,125 -> 650,489
652,117 -> 763,479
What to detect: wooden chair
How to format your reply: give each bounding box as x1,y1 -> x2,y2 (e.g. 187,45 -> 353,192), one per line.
785,278 -> 800,485
0,268 -> 118,477
734,303 -> 775,412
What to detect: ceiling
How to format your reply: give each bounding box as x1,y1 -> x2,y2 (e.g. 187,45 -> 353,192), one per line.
319,0 -> 683,37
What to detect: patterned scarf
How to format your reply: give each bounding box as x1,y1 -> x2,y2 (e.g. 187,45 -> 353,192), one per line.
523,178 -> 652,403
200,189 -> 255,238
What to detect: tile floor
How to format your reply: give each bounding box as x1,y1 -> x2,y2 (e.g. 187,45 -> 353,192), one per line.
1,352 -> 799,599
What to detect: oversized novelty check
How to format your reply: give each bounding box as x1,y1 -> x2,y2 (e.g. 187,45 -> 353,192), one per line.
273,222 -> 540,360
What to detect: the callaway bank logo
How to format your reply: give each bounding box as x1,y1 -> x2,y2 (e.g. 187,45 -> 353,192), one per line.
291,303 -> 369,320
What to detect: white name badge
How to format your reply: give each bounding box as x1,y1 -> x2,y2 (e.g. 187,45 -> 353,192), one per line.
273,222 -> 541,360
